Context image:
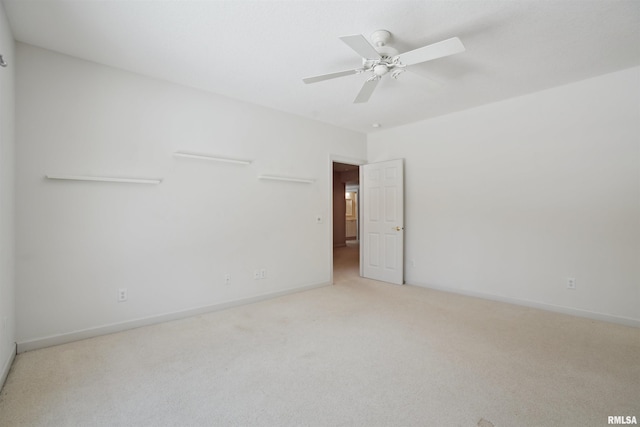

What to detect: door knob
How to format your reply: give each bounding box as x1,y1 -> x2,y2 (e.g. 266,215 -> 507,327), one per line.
393,226 -> 404,231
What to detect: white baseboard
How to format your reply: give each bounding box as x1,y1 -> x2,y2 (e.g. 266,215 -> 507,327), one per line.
1,342 -> 16,392
408,281 -> 639,328
17,281 -> 330,353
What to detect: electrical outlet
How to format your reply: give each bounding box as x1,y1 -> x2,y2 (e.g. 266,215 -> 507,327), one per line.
254,270 -> 260,280
224,274 -> 231,284
260,268 -> 267,279
118,288 -> 128,302
567,278 -> 576,289
410,259 -> 416,267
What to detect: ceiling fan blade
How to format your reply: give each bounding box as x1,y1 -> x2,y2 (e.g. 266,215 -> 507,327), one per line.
353,79 -> 379,103
399,37 -> 465,66
303,69 -> 360,84
339,34 -> 381,60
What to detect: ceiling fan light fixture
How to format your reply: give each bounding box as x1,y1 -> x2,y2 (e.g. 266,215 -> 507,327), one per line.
373,64 -> 389,76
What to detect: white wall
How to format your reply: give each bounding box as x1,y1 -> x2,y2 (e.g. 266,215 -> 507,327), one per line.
16,43 -> 366,348
0,2 -> 16,384
368,67 -> 640,325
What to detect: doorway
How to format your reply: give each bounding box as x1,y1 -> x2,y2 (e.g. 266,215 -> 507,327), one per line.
330,158 -> 405,285
332,162 -> 360,281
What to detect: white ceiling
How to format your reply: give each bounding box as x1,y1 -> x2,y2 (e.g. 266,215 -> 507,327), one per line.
3,0 -> 639,134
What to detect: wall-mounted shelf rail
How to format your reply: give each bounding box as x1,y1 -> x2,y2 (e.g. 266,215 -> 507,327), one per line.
45,174 -> 162,184
173,151 -> 252,165
258,175 -> 315,184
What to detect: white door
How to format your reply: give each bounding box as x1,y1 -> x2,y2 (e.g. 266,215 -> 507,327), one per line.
360,159 -> 404,284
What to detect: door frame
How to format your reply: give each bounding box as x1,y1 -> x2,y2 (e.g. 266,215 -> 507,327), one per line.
328,154 -> 366,285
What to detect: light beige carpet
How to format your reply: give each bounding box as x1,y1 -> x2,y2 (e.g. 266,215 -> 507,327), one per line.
1,244 -> 638,426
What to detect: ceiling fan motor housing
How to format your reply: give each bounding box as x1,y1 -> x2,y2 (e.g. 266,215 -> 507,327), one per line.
371,29 -> 392,47
371,30 -> 398,58
361,30 -> 400,76
375,45 -> 399,58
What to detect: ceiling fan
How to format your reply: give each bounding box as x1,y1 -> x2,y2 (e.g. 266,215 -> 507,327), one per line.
303,30 -> 465,103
